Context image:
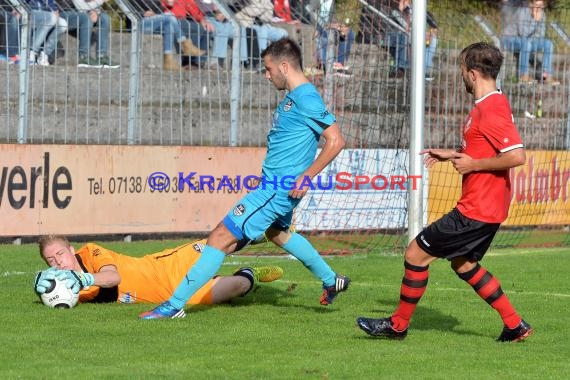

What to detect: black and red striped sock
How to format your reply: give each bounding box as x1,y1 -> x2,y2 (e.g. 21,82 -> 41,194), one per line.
457,263 -> 521,329
391,261 -> 429,331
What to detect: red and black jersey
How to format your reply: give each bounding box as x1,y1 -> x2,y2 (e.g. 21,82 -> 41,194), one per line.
456,90 -> 523,223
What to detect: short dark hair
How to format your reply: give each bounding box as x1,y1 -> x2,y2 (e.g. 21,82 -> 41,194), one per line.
261,38 -> 303,70
460,42 -> 503,79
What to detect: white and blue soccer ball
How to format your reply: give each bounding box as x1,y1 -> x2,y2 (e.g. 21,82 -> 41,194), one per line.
40,278 -> 79,309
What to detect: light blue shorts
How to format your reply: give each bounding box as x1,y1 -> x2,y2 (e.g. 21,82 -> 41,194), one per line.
223,187 -> 299,242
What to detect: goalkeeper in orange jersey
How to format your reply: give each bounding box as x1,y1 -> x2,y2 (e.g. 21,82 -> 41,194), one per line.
34,235 -> 283,312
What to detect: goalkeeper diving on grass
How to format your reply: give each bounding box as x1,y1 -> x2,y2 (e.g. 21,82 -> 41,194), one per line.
34,235 -> 283,307
140,37 -> 350,319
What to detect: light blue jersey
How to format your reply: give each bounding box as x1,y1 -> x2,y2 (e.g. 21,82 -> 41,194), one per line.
262,82 -> 336,187
165,49 -> 343,314
223,82 -> 336,241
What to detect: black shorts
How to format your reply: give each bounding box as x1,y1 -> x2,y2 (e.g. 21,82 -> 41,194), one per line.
415,208 -> 500,261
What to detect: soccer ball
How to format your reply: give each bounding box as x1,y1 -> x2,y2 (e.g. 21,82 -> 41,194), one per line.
40,278 -> 79,309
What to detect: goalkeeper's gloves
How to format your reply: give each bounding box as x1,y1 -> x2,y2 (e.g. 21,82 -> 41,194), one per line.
34,267 -> 59,295
55,270 -> 95,294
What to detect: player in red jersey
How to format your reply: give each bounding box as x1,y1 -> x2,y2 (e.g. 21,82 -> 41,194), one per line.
357,42 -> 532,342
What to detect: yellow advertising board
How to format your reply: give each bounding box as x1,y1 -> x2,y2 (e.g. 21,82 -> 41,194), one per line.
0,144 -> 265,236
427,150 -> 570,226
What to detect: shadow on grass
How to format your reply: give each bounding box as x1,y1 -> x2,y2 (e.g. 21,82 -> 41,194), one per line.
185,282 -> 305,312
352,296 -> 494,339
186,281 -> 344,314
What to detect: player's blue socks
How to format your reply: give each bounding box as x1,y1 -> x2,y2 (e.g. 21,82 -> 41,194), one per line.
281,233 -> 336,287
168,245 -> 226,310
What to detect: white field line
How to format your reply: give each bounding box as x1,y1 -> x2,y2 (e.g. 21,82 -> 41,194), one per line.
1,271 -> 28,277
349,281 -> 570,298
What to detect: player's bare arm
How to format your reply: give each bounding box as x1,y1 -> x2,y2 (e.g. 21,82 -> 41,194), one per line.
451,148 -> 525,175
419,148 -> 457,168
289,123 -> 346,198
92,264 -> 121,288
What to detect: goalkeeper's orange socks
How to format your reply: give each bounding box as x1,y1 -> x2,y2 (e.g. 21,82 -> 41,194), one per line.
391,261 -> 429,331
457,263 -> 521,329
168,245 -> 226,310
281,232 -> 336,287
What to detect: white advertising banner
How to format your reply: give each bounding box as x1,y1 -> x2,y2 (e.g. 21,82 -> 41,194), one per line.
295,149 -> 427,231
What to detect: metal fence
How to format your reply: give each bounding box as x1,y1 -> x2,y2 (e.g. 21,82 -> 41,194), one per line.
1,0 -> 312,146
1,0 -> 569,150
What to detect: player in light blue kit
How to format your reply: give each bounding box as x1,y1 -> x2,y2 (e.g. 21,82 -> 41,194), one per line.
140,37 -> 350,319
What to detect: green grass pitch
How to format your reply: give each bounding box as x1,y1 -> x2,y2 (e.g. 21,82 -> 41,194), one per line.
0,241 -> 568,379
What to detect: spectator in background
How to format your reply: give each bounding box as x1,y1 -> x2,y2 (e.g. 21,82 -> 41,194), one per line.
161,0 -> 214,68
0,0 -> 21,64
52,0 -> 92,66
129,0 -> 204,71
305,0 -> 330,75
27,0 -> 68,66
316,17 -> 355,74
234,0 -> 288,54
501,0 -> 558,84
386,0 -> 438,80
205,0 -> 288,71
206,6 -> 249,68
287,0 -> 313,24
274,0 -> 292,23
424,9 -> 437,80
55,0 -> 118,68
387,0 -> 411,78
